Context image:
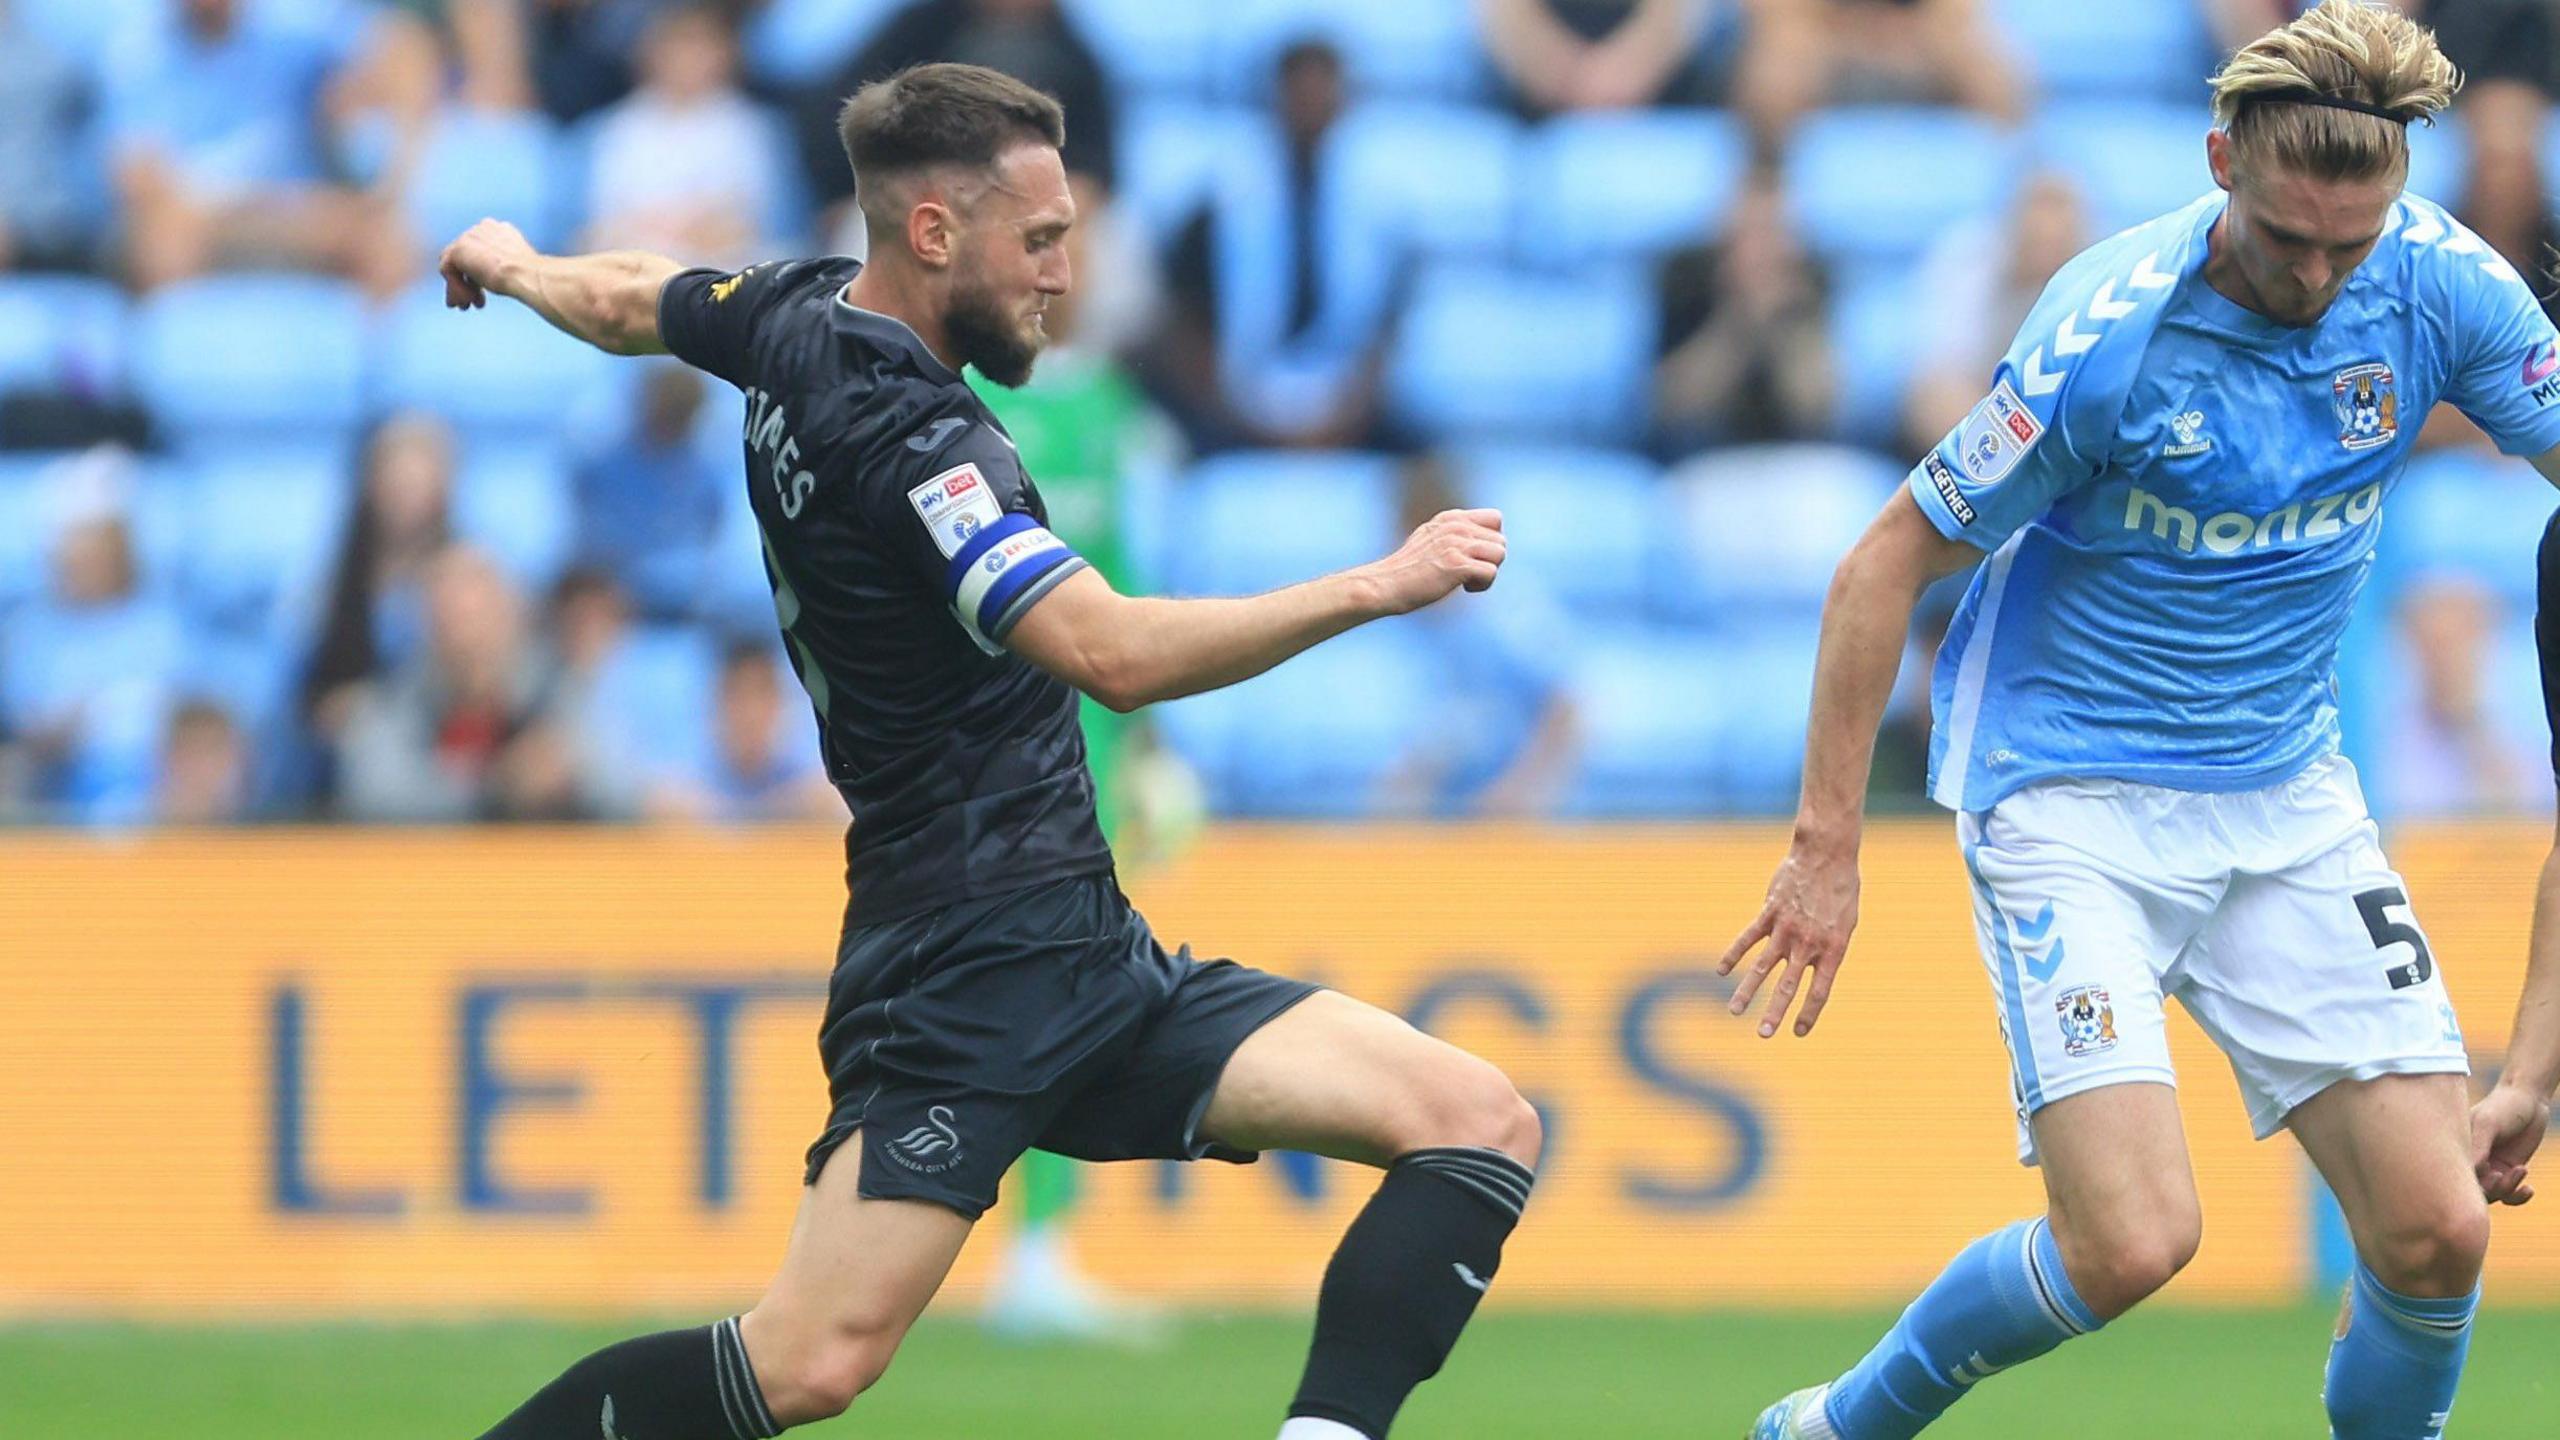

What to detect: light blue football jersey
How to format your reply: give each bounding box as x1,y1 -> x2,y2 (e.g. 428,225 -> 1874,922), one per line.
1913,192 -> 2560,813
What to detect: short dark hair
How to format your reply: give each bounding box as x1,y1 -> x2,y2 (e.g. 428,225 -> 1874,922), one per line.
836,63 -> 1066,197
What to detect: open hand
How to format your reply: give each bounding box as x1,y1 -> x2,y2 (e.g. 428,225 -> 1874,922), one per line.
1719,838 -> 1860,1038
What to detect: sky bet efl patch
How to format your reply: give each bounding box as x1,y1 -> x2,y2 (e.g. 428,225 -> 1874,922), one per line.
1956,379 -> 2043,485
909,462 -> 1005,558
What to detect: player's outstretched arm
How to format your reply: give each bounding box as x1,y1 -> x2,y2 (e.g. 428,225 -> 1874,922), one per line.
437,218 -> 682,357
2473,818 -> 2560,1207
1007,508 -> 1506,714
1719,488 -> 1978,1039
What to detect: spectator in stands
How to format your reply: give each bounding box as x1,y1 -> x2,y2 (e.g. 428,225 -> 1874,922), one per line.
1901,168 -> 2088,453
642,637 -> 839,823
582,3 -> 793,269
1146,39 -> 1403,453
567,361 -> 728,620
1377,462 -> 1582,819
2375,573 -> 2538,815
304,414 -> 457,747
0,0 -> 93,272
1480,0 -> 1728,117
512,0 -> 653,122
799,0 -> 1116,243
104,0 -> 433,295
156,697 -> 251,824
2209,0 -> 2554,303
334,544 -> 608,821
1736,0 -> 2025,149
0,450 -> 181,825
383,0 -> 537,113
1652,170 -> 1836,453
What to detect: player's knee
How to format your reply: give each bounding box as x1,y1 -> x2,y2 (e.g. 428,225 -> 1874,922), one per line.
1400,1055 -> 1542,1168
2365,1194 -> 2491,1297
2056,1208 -> 2199,1319
749,1317 -> 906,1425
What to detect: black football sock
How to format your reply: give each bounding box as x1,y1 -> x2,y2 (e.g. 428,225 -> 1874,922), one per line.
1287,1146 -> 1536,1438
476,1315 -> 779,1440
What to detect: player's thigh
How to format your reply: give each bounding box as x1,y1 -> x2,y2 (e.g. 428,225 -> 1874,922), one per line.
2287,1072 -> 2487,1294
1195,989 -> 1539,1169
2027,1080 -> 2202,1316
741,1137 -> 974,1419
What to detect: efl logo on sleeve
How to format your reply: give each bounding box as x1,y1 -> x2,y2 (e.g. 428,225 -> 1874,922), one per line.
1956,380 -> 2042,485
908,463 -> 1005,557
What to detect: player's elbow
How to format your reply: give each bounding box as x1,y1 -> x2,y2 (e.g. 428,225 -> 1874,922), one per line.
1078,655 -> 1156,714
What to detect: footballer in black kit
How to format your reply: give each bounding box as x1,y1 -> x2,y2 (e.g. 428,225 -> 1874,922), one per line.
657,253 -> 1320,1215
443,62 -> 1541,1440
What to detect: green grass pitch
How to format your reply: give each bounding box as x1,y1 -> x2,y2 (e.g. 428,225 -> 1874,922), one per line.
9,1306 -> 2558,1437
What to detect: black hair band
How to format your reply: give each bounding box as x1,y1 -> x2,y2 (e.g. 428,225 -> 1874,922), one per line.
2251,88 -> 2414,125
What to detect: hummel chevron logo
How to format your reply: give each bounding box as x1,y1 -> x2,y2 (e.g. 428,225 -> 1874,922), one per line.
2129,253 -> 2176,290
2022,348 -> 2063,397
2014,901 -> 2057,942
2053,312 -> 2096,357
2013,902 -> 2066,982
2019,251 -> 2170,399
2086,278 -> 2135,322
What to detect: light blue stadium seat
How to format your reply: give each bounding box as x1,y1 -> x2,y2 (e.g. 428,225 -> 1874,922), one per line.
1329,103 -> 1522,264
375,282 -> 615,443
2386,449 -> 2556,607
15,0 -> 127,63
1788,107 -> 2019,264
0,275 -> 128,396
405,108 -> 567,255
1520,110 -> 1749,267
1826,260 -> 1927,446
1158,626 -> 1429,816
1063,0 -> 1222,97
454,443 -> 576,593
1994,0 -> 2214,104
2406,110 -> 2470,212
587,624 -> 718,777
132,275 -> 370,448
0,454 -> 72,614
1703,623 -> 1822,813
2033,102 -> 2209,237
1171,451 -> 1396,596
1453,446 -> 1659,615
1389,262 -> 1654,444
1562,630 -> 1730,816
1213,0 -> 1485,101
168,447 -> 348,657
1655,444 -> 1902,627
1117,101 -> 1257,253
741,0 -> 898,88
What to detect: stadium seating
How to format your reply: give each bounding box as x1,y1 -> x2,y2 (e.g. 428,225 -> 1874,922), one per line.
1389,261 -> 1655,444
1329,103 -> 1523,266
1063,0 -> 1225,99
1654,444 -> 1902,627
585,624 -> 719,781
1212,0 -> 1487,102
1170,450 -> 1398,598
739,0 -> 898,89
0,454 -> 66,614
0,275 -> 128,398
404,108 -> 571,257
1156,624 -> 1430,816
2384,449 -> 2554,607
166,446 -> 348,652
1994,0 -> 2216,105
452,443 -> 577,595
1454,445 -> 1659,616
1825,259 -> 1928,446
2033,102 -> 2212,238
1787,107 -> 2020,264
1518,110 -> 1750,268
375,282 -> 616,446
1560,629 -> 1732,816
1116,101 -> 1256,255
131,276 -> 372,450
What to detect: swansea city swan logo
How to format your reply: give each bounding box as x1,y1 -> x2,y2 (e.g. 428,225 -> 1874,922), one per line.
886,1106 -> 964,1173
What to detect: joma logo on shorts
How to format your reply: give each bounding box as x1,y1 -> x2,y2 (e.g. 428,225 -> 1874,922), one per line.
2122,480 -> 2381,555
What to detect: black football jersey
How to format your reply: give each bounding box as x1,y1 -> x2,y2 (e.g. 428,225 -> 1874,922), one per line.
2540,508 -> 2560,786
658,256 -> 1111,923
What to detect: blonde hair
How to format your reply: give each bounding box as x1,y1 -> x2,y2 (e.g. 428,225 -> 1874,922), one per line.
2211,0 -> 2461,182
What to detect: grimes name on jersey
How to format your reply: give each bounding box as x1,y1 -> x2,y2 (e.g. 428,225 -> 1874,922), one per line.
2122,479 -> 2381,555
744,386 -> 818,519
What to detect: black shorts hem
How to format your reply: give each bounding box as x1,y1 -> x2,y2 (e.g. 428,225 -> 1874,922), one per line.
1179,982 -> 1326,1164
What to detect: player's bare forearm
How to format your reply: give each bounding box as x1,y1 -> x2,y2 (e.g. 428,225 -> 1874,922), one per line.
1015,569 -> 1386,714
1795,490 -> 1976,850
2501,836 -> 2560,1101
439,219 -> 678,357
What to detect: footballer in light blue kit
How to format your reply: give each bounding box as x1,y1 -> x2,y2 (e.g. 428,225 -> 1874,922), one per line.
1724,6 -> 2560,1438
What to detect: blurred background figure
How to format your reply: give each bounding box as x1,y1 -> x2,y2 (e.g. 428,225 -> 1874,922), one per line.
156,696 -> 252,825
1651,171 -> 1836,454
640,637 -> 841,824
1736,0 -> 2025,148
304,414 -> 459,755
581,3 -> 795,269
0,0 -> 95,274
1480,0 -> 1728,116
567,362 -> 729,621
1901,169 -> 2090,453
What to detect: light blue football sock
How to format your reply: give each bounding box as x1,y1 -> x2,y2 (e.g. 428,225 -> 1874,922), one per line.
1820,1217 -> 2101,1440
2322,1263 -> 2476,1440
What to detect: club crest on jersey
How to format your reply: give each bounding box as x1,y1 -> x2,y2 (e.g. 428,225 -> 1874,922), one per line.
908,463 -> 1005,558
1956,380 -> 2042,484
2056,985 -> 2117,1058
2332,363 -> 2398,451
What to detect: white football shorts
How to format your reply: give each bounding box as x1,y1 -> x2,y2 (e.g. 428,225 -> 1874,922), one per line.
1957,754 -> 2469,1164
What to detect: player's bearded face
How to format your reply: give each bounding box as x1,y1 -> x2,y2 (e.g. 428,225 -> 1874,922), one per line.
941,145 -> 1074,389
946,261 -> 1042,387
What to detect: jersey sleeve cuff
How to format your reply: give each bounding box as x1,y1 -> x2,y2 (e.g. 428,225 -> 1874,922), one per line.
983,556 -> 1090,647
2486,405 -> 2560,461
1909,453 -> 1996,549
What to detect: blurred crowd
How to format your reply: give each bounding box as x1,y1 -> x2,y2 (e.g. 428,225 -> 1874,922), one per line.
2,0 -> 2558,828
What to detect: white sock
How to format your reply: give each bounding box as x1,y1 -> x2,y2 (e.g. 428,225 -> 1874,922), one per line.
1276,1419 -> 1370,1440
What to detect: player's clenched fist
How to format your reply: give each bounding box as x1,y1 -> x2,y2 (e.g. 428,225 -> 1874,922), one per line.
438,218 -> 537,311
1362,508 -> 1506,614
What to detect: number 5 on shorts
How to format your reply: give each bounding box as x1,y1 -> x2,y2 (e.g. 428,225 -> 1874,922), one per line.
2355,886 -> 2435,991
